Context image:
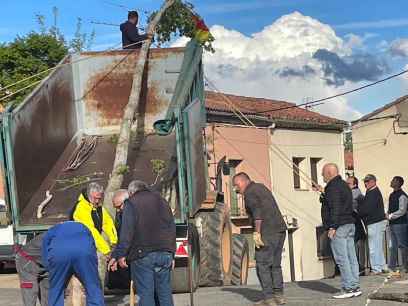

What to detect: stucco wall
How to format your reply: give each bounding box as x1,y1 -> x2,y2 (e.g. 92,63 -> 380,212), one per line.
353,105 -> 408,207
269,128 -> 344,281
207,123 -> 345,282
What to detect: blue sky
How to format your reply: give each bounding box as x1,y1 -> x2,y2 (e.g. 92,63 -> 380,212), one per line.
1,0 -> 408,118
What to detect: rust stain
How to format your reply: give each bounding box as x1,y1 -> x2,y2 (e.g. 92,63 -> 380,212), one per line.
145,81 -> 168,117
85,54 -> 170,127
81,47 -> 184,58
85,54 -> 135,126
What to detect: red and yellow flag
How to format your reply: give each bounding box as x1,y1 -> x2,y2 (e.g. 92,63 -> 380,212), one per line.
192,15 -> 212,44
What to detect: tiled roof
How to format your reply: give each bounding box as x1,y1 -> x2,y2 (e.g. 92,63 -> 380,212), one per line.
205,91 -> 345,129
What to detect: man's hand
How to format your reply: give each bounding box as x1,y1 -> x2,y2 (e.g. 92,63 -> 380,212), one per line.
328,228 -> 336,240
118,257 -> 128,269
108,258 -> 118,272
253,232 -> 265,249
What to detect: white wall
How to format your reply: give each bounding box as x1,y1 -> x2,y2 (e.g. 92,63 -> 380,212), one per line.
353,104 -> 408,209
269,128 -> 344,281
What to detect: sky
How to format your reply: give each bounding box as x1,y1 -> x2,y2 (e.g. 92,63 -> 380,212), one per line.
1,0 -> 408,120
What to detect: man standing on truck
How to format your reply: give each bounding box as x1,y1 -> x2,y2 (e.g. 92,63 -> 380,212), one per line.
15,233 -> 48,306
71,182 -> 117,289
233,172 -> 287,306
109,180 -> 176,306
42,221 -> 104,306
120,11 -> 149,49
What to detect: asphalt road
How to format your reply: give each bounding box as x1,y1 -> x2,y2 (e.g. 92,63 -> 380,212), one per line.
0,267 -> 405,306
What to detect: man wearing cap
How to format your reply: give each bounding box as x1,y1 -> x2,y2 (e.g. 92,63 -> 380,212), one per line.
387,176 -> 408,278
358,174 -> 387,275
120,11 -> 149,49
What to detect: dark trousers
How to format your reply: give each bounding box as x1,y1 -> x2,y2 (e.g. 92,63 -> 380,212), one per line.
355,239 -> 367,272
15,254 -> 49,306
389,223 -> 408,271
130,251 -> 174,306
255,232 -> 286,299
47,237 -> 104,306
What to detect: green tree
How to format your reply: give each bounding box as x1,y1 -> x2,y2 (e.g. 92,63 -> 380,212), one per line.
0,31 -> 68,105
344,130 -> 353,151
150,0 -> 215,52
0,8 -> 95,107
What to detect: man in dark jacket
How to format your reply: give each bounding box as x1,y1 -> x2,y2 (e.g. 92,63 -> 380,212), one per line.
233,172 -> 287,306
120,11 -> 149,49
109,180 -> 176,306
347,176 -> 367,275
387,176 -> 408,278
358,174 -> 387,275
321,163 -> 360,299
15,233 -> 48,306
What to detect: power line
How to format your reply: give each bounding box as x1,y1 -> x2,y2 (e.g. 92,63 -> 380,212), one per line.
255,68 -> 408,115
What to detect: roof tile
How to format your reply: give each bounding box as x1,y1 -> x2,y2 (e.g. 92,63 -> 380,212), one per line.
205,91 -> 343,125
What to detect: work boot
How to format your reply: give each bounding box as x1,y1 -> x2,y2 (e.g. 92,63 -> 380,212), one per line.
252,299 -> 278,306
273,293 -> 286,305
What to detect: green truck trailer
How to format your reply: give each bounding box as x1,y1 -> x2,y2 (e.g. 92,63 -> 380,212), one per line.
0,39 -> 249,292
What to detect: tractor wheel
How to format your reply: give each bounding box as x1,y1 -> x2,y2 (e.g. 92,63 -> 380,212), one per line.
231,234 -> 249,285
196,202 -> 232,287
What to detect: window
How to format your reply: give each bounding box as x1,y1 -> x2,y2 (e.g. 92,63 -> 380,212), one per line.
292,157 -> 307,190
310,158 -> 322,190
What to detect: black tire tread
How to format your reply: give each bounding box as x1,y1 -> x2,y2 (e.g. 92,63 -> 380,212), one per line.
197,203 -> 226,287
231,234 -> 249,286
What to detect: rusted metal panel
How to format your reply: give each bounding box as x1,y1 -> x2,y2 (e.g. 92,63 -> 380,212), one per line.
11,63 -> 77,218
74,49 -> 185,134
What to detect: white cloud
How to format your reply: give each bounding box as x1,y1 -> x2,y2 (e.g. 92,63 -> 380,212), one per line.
390,38 -> 408,57
335,18 -> 408,30
173,11 -> 365,120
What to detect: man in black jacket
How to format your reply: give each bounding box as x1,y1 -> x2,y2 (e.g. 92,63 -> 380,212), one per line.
321,163 -> 361,299
120,11 -> 149,49
387,176 -> 408,278
358,174 -> 387,275
109,180 -> 176,306
233,172 -> 287,306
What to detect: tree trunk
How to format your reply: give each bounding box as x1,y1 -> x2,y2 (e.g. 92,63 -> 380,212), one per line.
103,0 -> 176,216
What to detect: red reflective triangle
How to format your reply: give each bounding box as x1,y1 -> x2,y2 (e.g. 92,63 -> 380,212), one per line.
176,244 -> 188,256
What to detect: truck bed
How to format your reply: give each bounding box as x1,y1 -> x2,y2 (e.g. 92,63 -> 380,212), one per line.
22,133 -> 176,225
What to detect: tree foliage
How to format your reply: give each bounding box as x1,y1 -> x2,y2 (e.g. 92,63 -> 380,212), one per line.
0,7 -> 95,107
149,0 -> 215,52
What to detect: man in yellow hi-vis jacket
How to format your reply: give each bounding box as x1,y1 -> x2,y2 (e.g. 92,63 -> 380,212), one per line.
70,182 -> 117,300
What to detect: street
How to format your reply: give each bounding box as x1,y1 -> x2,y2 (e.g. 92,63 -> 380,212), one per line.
1,267 -> 405,306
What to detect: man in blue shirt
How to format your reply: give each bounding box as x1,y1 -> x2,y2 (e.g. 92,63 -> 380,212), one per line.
42,222 -> 104,306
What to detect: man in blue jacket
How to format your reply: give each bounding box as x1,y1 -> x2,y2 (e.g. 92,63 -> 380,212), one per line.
42,221 -> 104,306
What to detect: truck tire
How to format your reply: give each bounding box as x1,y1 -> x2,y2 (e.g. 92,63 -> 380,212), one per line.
172,224 -> 200,293
196,202 -> 232,287
231,234 -> 249,286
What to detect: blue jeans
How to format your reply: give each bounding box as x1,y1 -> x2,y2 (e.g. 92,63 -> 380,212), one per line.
367,220 -> 387,273
389,223 -> 408,271
330,224 -> 360,290
131,251 -> 174,306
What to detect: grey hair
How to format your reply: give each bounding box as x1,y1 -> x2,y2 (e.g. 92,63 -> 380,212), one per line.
113,189 -> 129,203
87,182 -> 104,197
128,180 -> 148,196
